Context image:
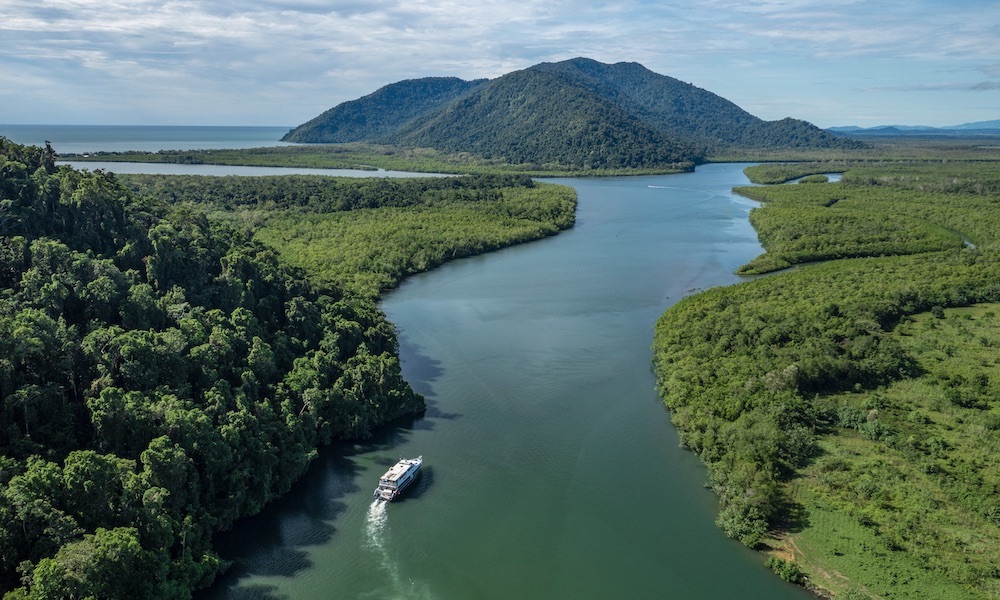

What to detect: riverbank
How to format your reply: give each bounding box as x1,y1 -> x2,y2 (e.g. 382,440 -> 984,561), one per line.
654,159 -> 1000,598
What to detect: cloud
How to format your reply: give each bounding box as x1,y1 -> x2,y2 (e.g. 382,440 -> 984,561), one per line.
867,81 -> 1000,92
1,0 -> 998,125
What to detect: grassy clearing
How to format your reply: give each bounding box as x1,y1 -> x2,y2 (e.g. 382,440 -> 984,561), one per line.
769,304 -> 1000,599
776,477 -> 977,599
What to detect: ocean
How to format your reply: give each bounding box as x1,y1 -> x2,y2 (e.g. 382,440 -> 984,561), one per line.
0,124 -> 294,154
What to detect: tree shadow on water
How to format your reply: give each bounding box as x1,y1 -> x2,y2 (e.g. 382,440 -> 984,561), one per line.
201,583 -> 287,600
396,330 -> 443,398
395,330 -> 461,427
202,329 -> 453,598
201,450 -> 362,599
202,417 -> 434,598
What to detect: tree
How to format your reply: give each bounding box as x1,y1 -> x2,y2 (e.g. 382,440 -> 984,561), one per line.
28,527 -> 169,599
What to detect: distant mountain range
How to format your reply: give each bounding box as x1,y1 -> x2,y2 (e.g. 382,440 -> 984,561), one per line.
284,58 -> 862,169
829,120 -> 1000,137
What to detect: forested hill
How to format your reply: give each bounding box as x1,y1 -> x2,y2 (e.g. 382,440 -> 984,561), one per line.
0,138 -> 423,597
283,57 -> 862,169
526,59 -> 850,152
283,76 -> 487,143
388,67 -> 697,170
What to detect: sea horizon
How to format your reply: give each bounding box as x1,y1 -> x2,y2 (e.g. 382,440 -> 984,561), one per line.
0,123 -> 295,154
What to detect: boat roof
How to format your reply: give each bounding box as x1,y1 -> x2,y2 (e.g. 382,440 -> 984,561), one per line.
380,458 -> 420,482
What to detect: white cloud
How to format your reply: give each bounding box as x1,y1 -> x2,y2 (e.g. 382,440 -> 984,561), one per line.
0,0 -> 997,125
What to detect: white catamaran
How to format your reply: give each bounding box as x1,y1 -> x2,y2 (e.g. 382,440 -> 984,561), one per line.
373,456 -> 423,501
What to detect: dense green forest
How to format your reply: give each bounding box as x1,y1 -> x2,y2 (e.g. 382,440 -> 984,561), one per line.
653,160 -> 1000,598
0,139 -> 574,599
527,60 -> 856,154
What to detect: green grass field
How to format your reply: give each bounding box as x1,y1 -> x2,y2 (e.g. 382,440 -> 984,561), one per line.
771,304 -> 1000,599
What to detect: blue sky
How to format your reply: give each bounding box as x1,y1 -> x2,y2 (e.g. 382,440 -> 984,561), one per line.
2,0 -> 998,128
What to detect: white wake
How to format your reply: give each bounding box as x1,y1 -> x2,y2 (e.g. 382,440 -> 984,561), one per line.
365,499 -> 388,551
363,499 -> 436,599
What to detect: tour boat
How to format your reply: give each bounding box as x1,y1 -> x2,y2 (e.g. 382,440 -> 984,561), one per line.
373,456 -> 423,501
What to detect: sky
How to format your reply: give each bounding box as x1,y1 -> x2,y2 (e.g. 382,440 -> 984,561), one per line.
1,0 -> 998,128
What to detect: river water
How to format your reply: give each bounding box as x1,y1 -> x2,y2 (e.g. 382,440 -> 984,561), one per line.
203,165 -> 812,599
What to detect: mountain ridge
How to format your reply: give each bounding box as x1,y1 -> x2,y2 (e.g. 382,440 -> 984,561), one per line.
284,58 -> 862,169
829,119 -> 1000,136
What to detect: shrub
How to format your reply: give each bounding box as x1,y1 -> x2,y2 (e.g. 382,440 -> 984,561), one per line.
765,556 -> 806,584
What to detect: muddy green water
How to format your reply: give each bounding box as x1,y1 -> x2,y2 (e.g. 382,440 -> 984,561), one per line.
205,163 -> 812,599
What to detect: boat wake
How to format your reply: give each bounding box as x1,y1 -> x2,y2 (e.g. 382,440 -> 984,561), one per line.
363,499 -> 436,599
365,499 -> 388,551
365,499 -> 397,590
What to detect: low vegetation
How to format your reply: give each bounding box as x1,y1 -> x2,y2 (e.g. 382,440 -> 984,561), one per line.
742,162 -> 849,184
64,143 -> 693,177
653,159 -> 1000,597
118,173 -> 576,298
777,304 -> 1000,598
733,177 -> 972,275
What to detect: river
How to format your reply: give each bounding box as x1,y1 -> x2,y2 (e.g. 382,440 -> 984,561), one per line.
201,164 -> 812,599
1,125 -> 809,596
